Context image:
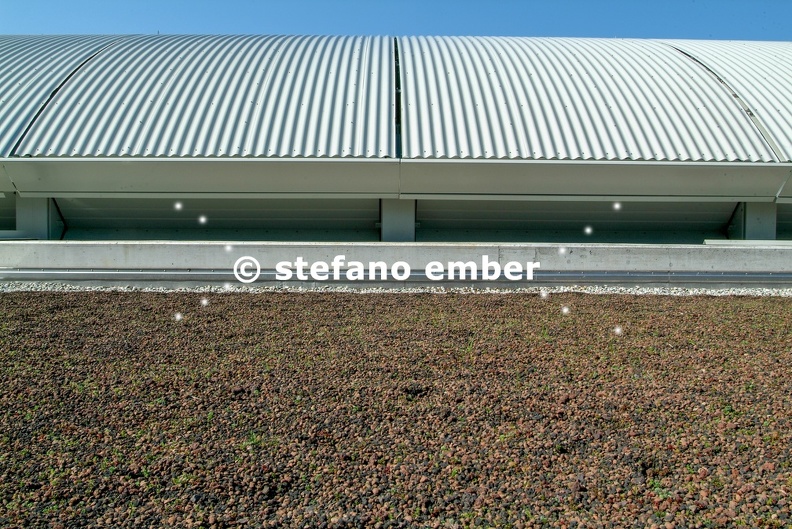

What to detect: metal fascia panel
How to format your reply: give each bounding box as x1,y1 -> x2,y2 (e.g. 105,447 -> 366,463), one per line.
666,40 -> 792,162
16,35 -> 395,159
399,159 -> 789,198
0,35 -> 122,157
2,158 -> 400,196
398,37 -> 779,162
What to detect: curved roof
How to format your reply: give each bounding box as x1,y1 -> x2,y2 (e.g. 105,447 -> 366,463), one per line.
15,35 -> 395,158
398,37 -> 779,162
0,35 -> 121,157
1,35 -> 791,165
664,39 -> 792,162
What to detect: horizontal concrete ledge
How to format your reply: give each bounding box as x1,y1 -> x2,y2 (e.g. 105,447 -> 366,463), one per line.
704,239 -> 792,247
1,242 -> 792,285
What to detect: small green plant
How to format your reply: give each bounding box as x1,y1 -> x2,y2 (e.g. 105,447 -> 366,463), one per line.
648,478 -> 672,499
722,403 -> 740,418
172,473 -> 194,486
464,338 -> 474,355
241,432 -> 262,449
240,432 -> 279,450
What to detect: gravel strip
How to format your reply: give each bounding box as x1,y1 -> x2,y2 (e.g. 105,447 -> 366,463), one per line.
1,291 -> 791,528
2,281 -> 792,297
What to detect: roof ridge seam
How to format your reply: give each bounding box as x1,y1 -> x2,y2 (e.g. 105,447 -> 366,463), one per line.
665,43 -> 787,164
393,37 -> 403,161
9,36 -> 131,158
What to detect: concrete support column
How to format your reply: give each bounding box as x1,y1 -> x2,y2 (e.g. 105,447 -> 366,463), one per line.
380,199 -> 415,242
728,202 -> 777,240
16,197 -> 56,239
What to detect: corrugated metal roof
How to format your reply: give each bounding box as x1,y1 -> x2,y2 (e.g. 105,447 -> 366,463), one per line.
666,39 -> 792,162
5,35 -> 791,164
16,35 -> 395,158
397,37 -> 779,162
0,35 -> 122,157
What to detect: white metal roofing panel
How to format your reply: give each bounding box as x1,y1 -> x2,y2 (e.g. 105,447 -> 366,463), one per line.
397,37 -> 779,162
16,35 -> 395,158
0,35 -> 122,157
665,39 -> 792,162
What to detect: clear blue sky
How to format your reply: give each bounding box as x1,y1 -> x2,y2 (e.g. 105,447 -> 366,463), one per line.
2,0 -> 791,41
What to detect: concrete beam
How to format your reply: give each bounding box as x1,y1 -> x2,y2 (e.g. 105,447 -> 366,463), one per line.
380,199 -> 415,242
5,197 -> 64,240
728,202 -> 777,240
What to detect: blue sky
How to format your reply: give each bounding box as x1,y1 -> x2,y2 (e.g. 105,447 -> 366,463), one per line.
2,0 -> 791,40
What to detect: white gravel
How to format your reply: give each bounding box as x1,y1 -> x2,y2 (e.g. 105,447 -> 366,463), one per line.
2,281 -> 792,296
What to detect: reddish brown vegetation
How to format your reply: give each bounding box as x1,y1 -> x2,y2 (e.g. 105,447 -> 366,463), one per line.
1,292 -> 790,528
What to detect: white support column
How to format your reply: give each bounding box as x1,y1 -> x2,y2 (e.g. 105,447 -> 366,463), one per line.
728,202 -> 777,240
16,197 -> 56,239
380,199 -> 415,242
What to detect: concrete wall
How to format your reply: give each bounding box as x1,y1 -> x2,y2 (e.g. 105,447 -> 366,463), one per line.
2,241 -> 791,276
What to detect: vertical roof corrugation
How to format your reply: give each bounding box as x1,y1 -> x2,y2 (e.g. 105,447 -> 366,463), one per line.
666,39 -> 792,162
397,37 -> 779,162
15,35 -> 395,158
0,35 -> 122,157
